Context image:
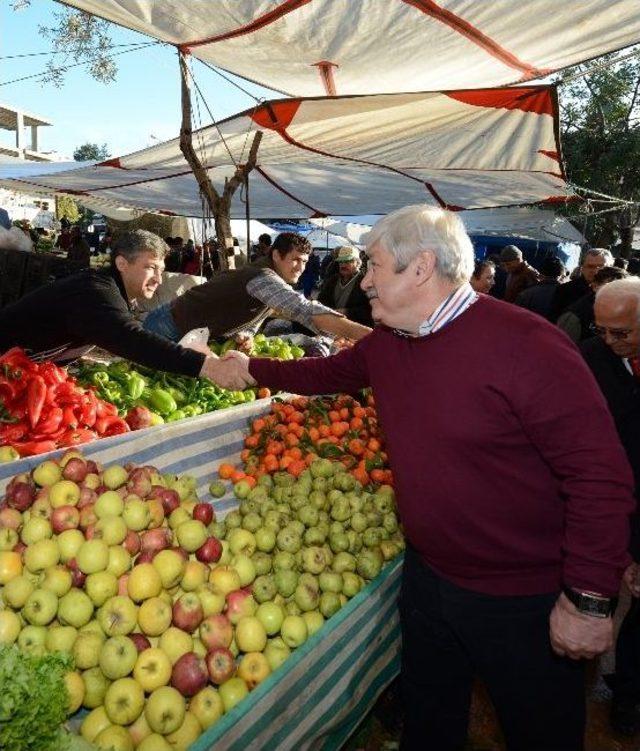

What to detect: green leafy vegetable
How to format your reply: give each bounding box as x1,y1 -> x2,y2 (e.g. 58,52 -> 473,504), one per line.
0,645 -> 72,751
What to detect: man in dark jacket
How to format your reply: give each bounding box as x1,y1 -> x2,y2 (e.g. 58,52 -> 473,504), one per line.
515,255 -> 564,319
0,230 -> 234,384
317,245 -> 373,327
499,245 -> 540,303
550,247 -> 613,321
581,278 -> 640,736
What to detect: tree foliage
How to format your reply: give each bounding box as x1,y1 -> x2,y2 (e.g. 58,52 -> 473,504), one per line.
56,195 -> 81,224
73,142 -> 111,162
558,47 -> 640,254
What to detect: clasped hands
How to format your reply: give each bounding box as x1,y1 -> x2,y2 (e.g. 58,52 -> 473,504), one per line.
200,350 -> 256,390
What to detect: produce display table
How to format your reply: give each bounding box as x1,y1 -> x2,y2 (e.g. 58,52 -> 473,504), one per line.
0,400 -> 402,751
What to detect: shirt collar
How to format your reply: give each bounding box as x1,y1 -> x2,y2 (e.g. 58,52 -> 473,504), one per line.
393,282 -> 478,338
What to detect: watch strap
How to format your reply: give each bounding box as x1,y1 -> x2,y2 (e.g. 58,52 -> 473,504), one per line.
563,586 -> 617,618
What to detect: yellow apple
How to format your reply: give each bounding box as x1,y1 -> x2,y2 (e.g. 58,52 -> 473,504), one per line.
133,647 -> 172,692
128,563 -> 162,602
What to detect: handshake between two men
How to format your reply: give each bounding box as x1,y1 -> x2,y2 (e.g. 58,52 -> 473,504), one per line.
199,350 -> 256,390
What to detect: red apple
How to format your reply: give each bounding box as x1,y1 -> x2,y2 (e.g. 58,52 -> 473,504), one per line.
78,486 -> 97,509
62,458 -> 88,483
13,541 -> 26,555
171,652 -> 209,697
172,593 -> 204,633
6,481 -> 35,512
140,527 -> 172,554
127,467 -> 153,498
196,537 -> 222,564
125,407 -> 153,431
123,530 -> 141,556
171,546 -> 189,562
205,647 -> 236,685
79,504 -> 98,530
118,573 -> 129,595
51,505 -> 80,533
86,460 -> 100,475
200,614 -> 233,651
67,559 -> 87,588
135,551 -> 155,565
151,487 -> 180,515
192,503 -> 214,526
0,507 -> 23,530
129,633 -> 152,653
225,588 -> 254,625
84,524 -> 97,540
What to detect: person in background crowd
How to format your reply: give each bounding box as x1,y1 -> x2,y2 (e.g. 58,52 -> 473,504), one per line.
217,204 -> 634,751
614,257 -> 630,271
581,278 -> 640,737
251,232 -> 272,261
628,257 -> 640,277
66,225 -> 91,267
516,255 -> 565,320
469,259 -> 496,294
557,266 -> 628,343
550,247 -> 613,321
0,230 -> 232,382
317,245 -> 373,326
164,236 -> 183,272
499,245 -> 540,303
55,225 -> 72,252
143,232 -> 371,345
298,250 -> 321,298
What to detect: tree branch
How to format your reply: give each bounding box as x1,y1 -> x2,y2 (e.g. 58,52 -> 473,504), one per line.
625,73 -> 640,130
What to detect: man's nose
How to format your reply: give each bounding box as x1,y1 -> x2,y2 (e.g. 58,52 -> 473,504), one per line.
361,267 -> 372,290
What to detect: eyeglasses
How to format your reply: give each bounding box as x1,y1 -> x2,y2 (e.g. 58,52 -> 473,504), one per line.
589,323 -> 634,341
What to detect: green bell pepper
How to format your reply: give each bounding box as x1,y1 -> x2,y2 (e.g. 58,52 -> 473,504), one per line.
149,388 -> 178,416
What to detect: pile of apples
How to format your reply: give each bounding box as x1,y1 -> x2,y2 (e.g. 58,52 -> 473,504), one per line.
0,450 -> 403,751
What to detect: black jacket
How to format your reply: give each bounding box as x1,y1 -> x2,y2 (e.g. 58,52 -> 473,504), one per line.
0,268 -> 204,377
549,276 -> 590,322
515,280 -> 560,320
581,337 -> 640,556
317,272 -> 373,327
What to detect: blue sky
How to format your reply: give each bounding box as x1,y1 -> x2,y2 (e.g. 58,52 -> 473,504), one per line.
0,0 -> 279,159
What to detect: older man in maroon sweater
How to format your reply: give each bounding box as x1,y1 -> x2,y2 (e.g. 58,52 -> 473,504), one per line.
217,205 -> 635,751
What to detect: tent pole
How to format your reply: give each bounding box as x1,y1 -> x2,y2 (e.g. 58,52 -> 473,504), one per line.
245,174 -> 251,263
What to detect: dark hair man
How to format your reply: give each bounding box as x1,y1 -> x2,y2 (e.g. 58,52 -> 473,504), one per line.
469,259 -> 496,294
0,230 -> 223,381
317,246 -> 373,326
144,232 -> 371,344
499,245 -> 540,302
550,247 -> 614,321
515,255 -> 565,320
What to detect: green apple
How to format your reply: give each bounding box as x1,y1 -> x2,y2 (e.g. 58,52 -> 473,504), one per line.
256,601 -> 285,636
0,446 -> 20,463
57,529 -> 85,563
93,724 -> 134,750
152,549 -> 185,589
45,624 -> 77,653
128,563 -> 162,602
137,734 -> 172,751
100,635 -> 138,679
18,624 -> 47,654
95,490 -> 124,518
32,460 -> 62,487
0,610 -> 21,644
273,551 -> 296,571
208,565 -> 241,596
235,616 -> 267,652
145,686 -> 186,735
107,546 -> 131,578
20,517 -> 52,545
98,595 -> 138,636
86,571 -> 118,607
137,597 -> 172,637
168,507 -> 191,530
58,588 -> 94,628
24,538 -> 60,572
263,636 -> 291,672
181,560 -> 209,591
81,667 -> 111,709
176,519 -> 208,552
165,710 -> 201,749
122,498 -> 151,531
0,527 -> 19,551
281,615 -> 308,648
73,631 -> 105,669
228,528 -> 257,557
64,670 -> 85,713
49,480 -> 81,508
95,516 -> 127,545
196,584 -> 225,617
274,569 -> 298,598
230,554 -> 256,588
251,551 -> 272,576
104,676 -> 144,725
133,647 -> 172,692
41,565 -> 73,597
77,539 -> 110,574
254,527 -> 276,553
252,574 -> 277,604
218,676 -> 248,712
342,572 -> 362,598
189,685 -> 224,729
102,465 -> 128,490
2,574 -> 34,608
80,705 -> 111,742
158,627 -> 193,665
22,588 -> 58,626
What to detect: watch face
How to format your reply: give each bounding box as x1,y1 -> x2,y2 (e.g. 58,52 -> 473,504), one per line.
578,593 -> 610,617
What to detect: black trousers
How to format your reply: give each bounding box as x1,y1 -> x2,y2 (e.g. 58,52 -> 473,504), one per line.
613,597 -> 640,704
399,546 -> 585,751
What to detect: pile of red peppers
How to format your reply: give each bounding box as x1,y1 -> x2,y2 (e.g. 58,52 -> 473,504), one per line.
0,348 -> 129,457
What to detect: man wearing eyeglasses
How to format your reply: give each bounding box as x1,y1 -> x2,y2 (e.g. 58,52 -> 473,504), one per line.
581,278 -> 640,737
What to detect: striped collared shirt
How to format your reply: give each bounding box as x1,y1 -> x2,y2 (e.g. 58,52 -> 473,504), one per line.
394,282 -> 478,337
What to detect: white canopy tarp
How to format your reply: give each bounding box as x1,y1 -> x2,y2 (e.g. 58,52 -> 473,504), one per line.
313,208 -> 585,245
0,86 -> 571,219
63,0 -> 640,96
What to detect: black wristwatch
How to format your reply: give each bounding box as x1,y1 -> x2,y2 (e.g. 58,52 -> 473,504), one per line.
562,586 -> 617,618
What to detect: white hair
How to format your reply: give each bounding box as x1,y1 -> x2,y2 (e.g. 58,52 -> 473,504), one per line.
596,277 -> 640,317
364,205 -> 474,284
583,247 -> 614,266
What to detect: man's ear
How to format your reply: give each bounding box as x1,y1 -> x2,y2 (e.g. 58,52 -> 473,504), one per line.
114,254 -> 127,274
414,251 -> 437,286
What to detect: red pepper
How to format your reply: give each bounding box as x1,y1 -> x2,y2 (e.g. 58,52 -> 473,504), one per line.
0,347 -> 34,370
96,400 -> 118,419
11,439 -> 57,457
26,375 -> 47,428
63,406 -> 79,429
79,400 -> 96,427
0,421 -> 28,442
36,407 -> 64,435
39,362 -> 66,385
58,428 -> 97,447
102,418 -> 130,437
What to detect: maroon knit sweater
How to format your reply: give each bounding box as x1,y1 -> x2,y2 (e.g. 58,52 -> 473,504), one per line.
250,296 -> 634,597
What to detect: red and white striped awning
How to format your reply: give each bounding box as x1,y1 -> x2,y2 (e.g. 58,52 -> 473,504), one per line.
0,86 -> 570,218
62,0 -> 640,95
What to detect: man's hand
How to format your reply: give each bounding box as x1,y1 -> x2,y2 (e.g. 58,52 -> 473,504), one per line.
234,333 -> 254,354
623,563 -> 640,597
549,592 -> 613,659
200,354 -> 256,389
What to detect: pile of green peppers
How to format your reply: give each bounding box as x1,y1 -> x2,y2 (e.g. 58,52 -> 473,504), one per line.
75,361 -> 256,423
